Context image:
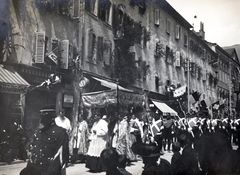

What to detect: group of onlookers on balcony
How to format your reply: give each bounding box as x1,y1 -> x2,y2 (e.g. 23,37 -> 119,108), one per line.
20,107 -> 240,175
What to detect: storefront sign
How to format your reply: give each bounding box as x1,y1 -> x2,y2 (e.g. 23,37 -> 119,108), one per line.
63,93 -> 74,107
0,83 -> 28,94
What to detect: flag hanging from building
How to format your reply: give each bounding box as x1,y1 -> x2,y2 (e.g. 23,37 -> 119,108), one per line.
47,51 -> 58,65
192,91 -> 201,102
173,85 -> 186,98
200,97 -> 212,108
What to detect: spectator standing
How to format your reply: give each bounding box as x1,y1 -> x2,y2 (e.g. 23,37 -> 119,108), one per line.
115,115 -> 136,170
100,148 -> 124,175
178,131 -> 200,175
163,114 -> 174,151
71,114 -> 89,163
129,114 -> 143,144
20,108 -> 69,175
55,109 -> 72,134
85,114 -> 109,172
171,142 -> 185,175
132,143 -> 173,175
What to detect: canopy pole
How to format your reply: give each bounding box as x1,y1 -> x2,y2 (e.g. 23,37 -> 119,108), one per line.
116,79 -> 120,142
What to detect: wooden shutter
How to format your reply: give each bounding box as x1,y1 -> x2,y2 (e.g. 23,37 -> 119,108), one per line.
69,43 -> 73,65
73,0 -> 80,18
184,34 -> 188,46
60,40 -> 69,69
166,18 -> 170,34
202,68 -> 207,81
97,36 -> 103,61
175,51 -> 180,67
35,32 -> 45,63
175,24 -> 180,39
87,29 -> 95,60
103,40 -> 112,65
154,9 -> 160,25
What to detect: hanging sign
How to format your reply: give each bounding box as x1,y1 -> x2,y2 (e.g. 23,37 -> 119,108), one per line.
79,77 -> 89,88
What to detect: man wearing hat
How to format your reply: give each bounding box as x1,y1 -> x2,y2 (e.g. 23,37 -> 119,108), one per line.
163,113 -> 174,152
132,143 -> 172,175
20,107 -> 69,175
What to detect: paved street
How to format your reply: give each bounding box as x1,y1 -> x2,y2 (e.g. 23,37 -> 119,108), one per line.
0,151 -> 173,175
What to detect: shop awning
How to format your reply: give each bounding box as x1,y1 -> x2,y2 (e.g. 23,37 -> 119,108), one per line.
92,77 -> 133,92
151,99 -> 178,116
0,64 -> 30,94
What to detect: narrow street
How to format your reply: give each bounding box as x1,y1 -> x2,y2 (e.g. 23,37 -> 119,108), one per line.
0,151 -> 173,175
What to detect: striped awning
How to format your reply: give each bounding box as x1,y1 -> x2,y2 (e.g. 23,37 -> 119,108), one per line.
92,77 -> 133,92
0,64 -> 30,94
151,99 -> 178,116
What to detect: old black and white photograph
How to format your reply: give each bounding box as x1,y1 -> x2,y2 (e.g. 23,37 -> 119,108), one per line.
0,0 -> 240,175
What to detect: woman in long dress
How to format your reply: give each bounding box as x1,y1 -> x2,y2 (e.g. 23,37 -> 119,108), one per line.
114,115 -> 136,170
85,114 -> 109,172
72,115 -> 89,163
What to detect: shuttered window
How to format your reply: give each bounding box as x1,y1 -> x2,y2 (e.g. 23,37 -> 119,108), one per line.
202,49 -> 206,59
97,36 -> 103,61
154,9 -> 160,26
35,32 -> 45,63
103,40 -> 112,66
73,0 -> 80,18
184,34 -> 188,46
166,46 -> 173,64
175,24 -> 180,39
86,0 -> 98,16
166,18 -> 170,34
202,68 -> 207,81
87,29 -> 96,61
175,51 -> 180,67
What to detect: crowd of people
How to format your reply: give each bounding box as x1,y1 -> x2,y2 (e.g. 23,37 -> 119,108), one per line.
20,107 -> 240,175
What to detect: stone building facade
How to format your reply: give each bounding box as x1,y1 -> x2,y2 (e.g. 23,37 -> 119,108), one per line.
0,0 -> 239,137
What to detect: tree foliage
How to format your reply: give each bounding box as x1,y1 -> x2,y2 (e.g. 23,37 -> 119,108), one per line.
112,5 -> 150,85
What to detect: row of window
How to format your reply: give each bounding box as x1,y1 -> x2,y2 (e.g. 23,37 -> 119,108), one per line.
35,32 -> 76,69
154,8 -> 217,64
87,29 -> 112,66
154,9 -> 183,40
86,0 -> 147,24
35,30 -> 113,68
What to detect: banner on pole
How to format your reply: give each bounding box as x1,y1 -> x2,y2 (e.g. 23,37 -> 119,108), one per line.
82,90 -> 144,108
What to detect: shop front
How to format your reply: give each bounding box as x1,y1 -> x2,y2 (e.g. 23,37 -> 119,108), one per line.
15,64 -> 62,134
0,64 -> 29,131
0,64 -> 30,162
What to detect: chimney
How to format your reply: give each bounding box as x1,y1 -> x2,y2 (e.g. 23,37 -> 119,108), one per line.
198,21 -> 205,40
